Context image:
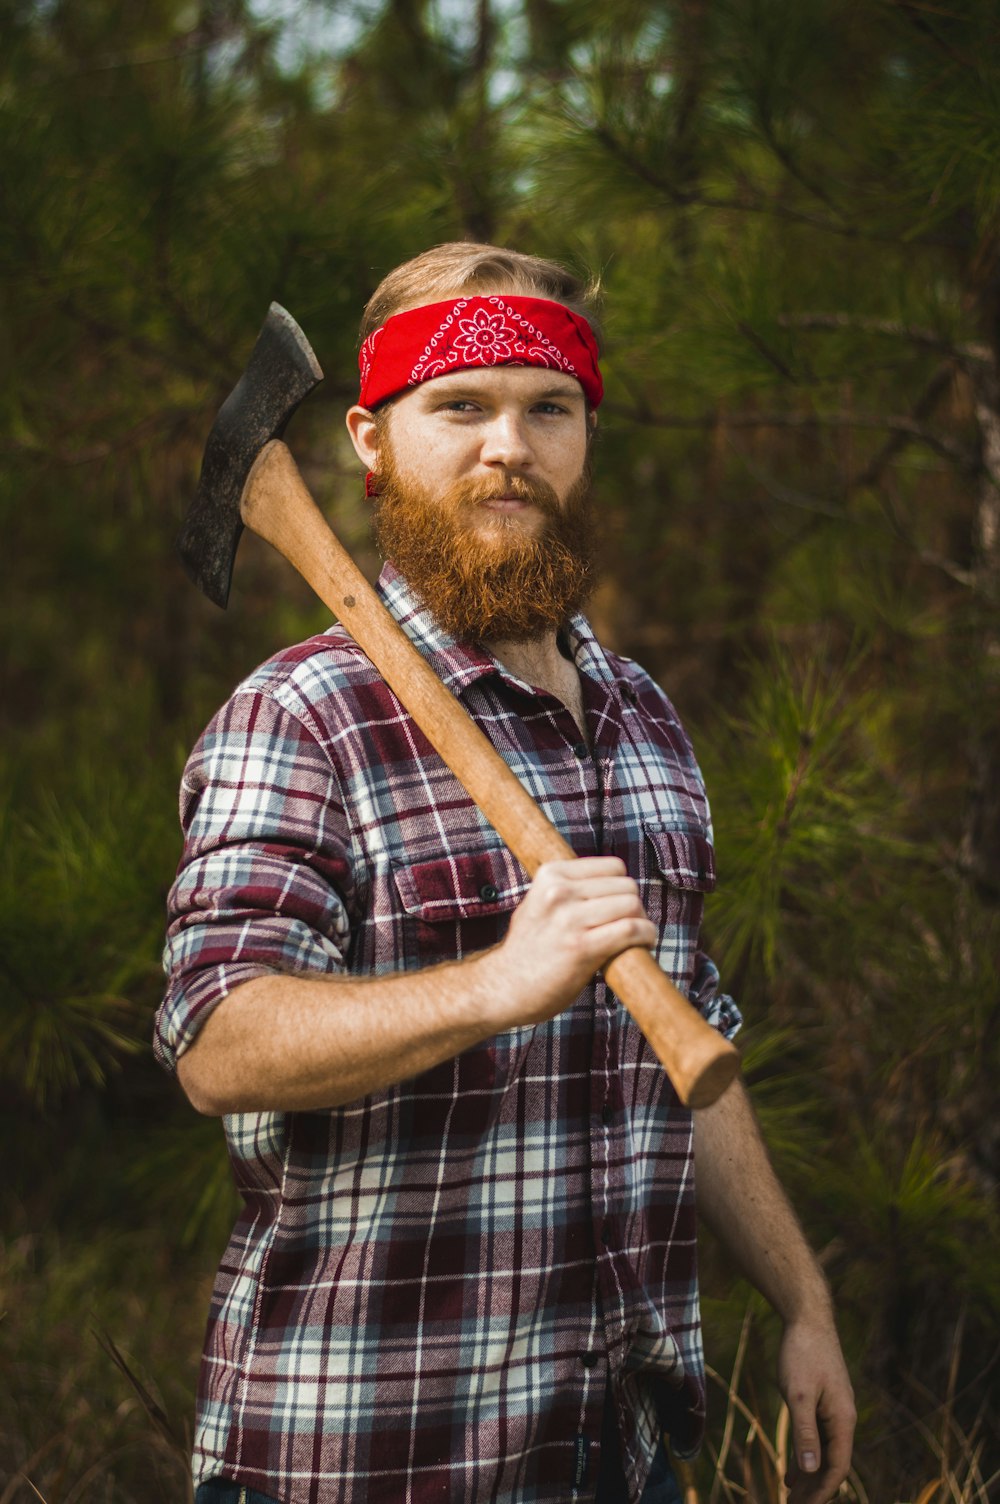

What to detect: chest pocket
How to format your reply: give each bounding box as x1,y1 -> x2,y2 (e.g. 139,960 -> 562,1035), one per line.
392,846 -> 529,964
391,847 -> 533,1135
643,824 -> 716,983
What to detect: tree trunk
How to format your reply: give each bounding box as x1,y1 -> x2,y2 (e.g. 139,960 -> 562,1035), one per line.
963,361 -> 1000,898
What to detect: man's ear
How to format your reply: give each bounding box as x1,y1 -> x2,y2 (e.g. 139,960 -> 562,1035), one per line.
346,405 -> 380,470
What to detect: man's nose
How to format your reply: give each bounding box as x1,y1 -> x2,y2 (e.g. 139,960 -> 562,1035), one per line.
480,413 -> 534,469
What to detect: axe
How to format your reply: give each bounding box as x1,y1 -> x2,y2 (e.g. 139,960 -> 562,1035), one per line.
178,304 -> 740,1109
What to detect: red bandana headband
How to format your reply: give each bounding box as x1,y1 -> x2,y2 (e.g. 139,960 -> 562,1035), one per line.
358,294 -> 604,412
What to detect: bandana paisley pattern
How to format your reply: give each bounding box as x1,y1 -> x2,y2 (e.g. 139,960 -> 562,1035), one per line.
358,294 -> 603,410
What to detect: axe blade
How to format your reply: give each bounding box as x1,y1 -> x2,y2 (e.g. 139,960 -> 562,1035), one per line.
178,302 -> 324,608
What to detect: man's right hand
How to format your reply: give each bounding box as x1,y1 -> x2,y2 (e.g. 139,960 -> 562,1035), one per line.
178,855 -> 654,1115
491,857 -> 656,1029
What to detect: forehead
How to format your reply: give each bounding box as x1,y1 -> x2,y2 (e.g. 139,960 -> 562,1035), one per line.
399,366 -> 587,408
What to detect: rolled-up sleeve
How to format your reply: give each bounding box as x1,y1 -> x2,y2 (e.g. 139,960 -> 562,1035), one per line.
689,949 -> 742,1042
155,687 -> 356,1074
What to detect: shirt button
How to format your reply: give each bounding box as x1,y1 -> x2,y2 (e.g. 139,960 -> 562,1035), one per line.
572,742 -> 588,759
581,1350 -> 600,1369
479,883 -> 499,902
601,1220 -> 613,1247
602,1104 -> 615,1125
620,682 -> 637,705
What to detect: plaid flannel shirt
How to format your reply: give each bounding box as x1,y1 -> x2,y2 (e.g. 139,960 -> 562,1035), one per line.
157,563 -> 741,1504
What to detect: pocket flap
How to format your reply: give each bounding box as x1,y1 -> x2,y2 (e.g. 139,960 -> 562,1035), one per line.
645,826 -> 717,892
392,848 -> 528,921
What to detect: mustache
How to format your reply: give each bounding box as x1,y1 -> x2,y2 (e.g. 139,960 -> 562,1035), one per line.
451,471 -> 561,514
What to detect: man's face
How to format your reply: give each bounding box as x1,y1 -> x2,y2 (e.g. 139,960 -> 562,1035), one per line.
363,366 -> 599,643
374,364 -> 592,526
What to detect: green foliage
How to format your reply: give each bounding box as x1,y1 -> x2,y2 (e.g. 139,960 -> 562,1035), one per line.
1,0 -> 998,1495
698,641 -> 907,979
132,1114 -> 241,1254
0,768 -> 171,1105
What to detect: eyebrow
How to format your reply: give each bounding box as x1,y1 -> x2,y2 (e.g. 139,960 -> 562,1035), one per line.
422,381 -> 584,403
533,384 -> 585,401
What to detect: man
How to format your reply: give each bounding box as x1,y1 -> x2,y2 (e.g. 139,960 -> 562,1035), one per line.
158,242 -> 855,1504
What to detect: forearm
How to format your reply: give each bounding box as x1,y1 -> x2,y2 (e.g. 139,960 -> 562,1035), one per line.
695,1079 -> 856,1500
177,949 -> 504,1115
176,855 -> 654,1117
693,1078 -> 832,1325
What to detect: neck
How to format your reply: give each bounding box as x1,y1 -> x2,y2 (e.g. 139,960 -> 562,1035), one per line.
485,629 -> 561,686
485,629 -> 589,743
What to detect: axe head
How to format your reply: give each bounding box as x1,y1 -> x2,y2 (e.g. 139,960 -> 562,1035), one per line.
178,302 -> 324,607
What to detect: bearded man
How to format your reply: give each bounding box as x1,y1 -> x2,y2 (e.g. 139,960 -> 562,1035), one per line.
157,243 -> 855,1504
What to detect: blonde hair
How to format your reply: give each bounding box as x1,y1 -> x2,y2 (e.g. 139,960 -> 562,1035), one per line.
360,241 -> 603,351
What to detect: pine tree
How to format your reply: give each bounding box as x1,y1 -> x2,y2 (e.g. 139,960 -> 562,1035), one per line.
1,2 -> 996,1495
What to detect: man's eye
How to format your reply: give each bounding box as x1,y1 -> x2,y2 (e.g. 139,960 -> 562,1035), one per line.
441,400 -> 478,413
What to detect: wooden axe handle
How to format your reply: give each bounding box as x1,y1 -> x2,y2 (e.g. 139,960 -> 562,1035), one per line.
242,440 -> 739,1108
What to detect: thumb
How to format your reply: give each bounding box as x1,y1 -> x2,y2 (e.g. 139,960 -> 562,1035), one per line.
789,1392 -> 821,1476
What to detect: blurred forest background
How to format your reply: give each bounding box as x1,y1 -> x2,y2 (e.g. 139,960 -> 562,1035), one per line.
2,0 -> 998,1499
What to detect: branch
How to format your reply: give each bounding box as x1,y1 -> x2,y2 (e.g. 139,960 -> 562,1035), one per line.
723,437 -> 847,520
67,30 -> 221,76
735,320 -> 800,383
889,0 -> 981,72
153,281 -> 234,371
849,361 -> 958,491
4,405 -> 204,466
915,549 -> 977,588
58,295 -> 220,386
778,312 -> 992,365
755,111 -> 843,214
610,359 -> 985,592
727,440 -> 978,589
589,122 -> 963,250
601,402 -> 979,471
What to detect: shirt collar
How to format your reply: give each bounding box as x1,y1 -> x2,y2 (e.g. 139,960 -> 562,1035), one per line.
375,562 -> 497,694
374,562 -> 622,700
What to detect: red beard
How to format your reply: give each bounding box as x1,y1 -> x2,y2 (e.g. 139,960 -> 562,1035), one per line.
372,455 -> 598,644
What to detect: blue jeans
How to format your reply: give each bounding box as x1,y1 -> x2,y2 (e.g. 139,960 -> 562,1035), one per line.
196,1486 -> 279,1504
594,1395 -> 681,1503
597,1445 -> 681,1502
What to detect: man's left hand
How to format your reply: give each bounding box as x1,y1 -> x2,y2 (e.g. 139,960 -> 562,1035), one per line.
779,1318 -> 856,1503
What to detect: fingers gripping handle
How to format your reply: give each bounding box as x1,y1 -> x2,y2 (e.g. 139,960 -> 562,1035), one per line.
241,441 -> 740,1107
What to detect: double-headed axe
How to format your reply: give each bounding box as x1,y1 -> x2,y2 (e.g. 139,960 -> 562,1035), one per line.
178,304 -> 740,1108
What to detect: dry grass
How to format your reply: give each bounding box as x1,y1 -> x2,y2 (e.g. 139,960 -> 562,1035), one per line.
0,1227 -> 201,1504
3,1306 -> 994,1503
665,1309 -> 998,1504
